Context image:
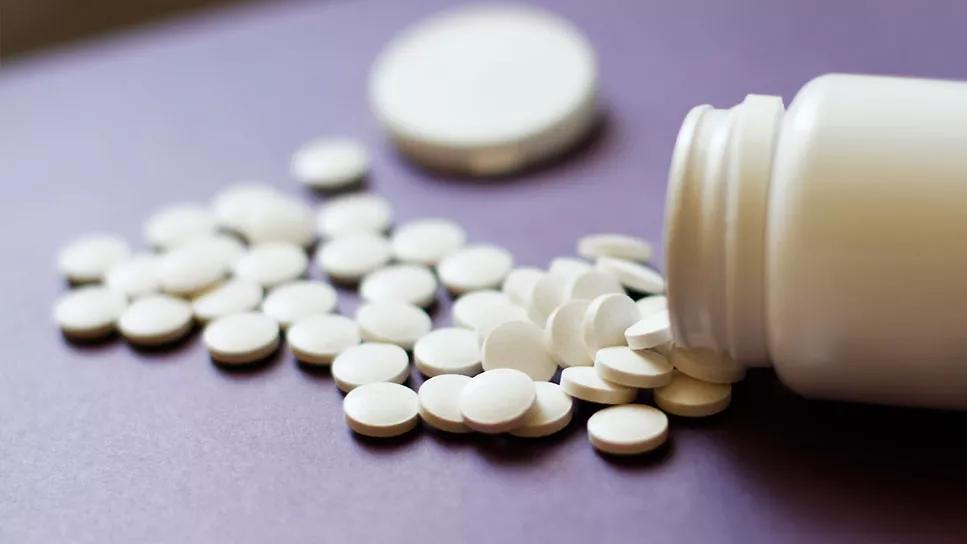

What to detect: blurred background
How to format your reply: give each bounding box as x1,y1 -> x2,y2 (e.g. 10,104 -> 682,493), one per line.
2,0 -> 265,59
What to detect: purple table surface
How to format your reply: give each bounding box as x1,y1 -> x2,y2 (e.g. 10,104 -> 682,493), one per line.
4,0 -> 967,542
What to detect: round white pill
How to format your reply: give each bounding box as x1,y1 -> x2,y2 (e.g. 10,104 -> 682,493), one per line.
203,311 -> 280,364
459,368 -> 536,434
233,242 -> 308,288
418,374 -> 472,433
105,253 -> 161,298
192,279 -> 263,323
594,346 -> 673,389
158,245 -> 228,297
501,267 -> 543,306
451,290 -> 513,329
261,280 -> 338,328
583,293 -> 641,358
509,381 -> 573,438
625,309 -> 673,350
118,294 -> 193,346
587,404 -> 668,455
291,137 -> 369,190
236,194 -> 316,247
567,269 -> 623,301
178,233 -> 246,269
528,271 -> 570,325
549,257 -> 592,279
481,320 -> 556,381
54,286 -> 127,340
437,244 -> 513,294
344,382 -> 420,438
577,234 -> 653,263
595,256 -> 665,294
287,314 -> 361,365
669,347 -> 745,384
57,233 -> 131,283
544,299 -> 592,367
636,295 -> 667,318
316,193 -> 393,238
654,371 -> 732,417
144,203 -> 218,249
315,232 -> 391,283
359,264 -> 438,308
355,301 -> 431,350
331,342 -> 410,393
369,3 -> 597,176
560,366 -> 636,405
473,303 -> 531,344
212,182 -> 280,232
391,218 -> 466,265
413,327 -> 482,377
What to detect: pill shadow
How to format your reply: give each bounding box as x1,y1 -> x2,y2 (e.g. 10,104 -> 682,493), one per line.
126,327 -> 201,359
295,359 -> 334,381
210,344 -> 285,378
300,176 -> 370,199
60,330 -> 121,351
593,439 -> 674,470
350,425 -> 423,452
394,109 -> 612,186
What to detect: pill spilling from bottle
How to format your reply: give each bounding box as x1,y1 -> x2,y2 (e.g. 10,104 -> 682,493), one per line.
52,137 -> 742,458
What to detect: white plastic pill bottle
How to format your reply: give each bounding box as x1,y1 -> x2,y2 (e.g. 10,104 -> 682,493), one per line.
665,73 -> 967,409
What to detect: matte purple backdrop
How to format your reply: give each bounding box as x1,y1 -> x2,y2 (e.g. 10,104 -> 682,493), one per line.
3,0 -> 967,542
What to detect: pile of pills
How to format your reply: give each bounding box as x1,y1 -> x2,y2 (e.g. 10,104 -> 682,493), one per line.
53,137 -> 745,457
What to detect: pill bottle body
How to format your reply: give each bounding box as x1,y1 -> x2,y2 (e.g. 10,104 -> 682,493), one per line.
665,74 -> 967,409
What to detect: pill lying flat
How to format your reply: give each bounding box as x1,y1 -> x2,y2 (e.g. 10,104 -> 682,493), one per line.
261,280 -> 338,328
236,194 -> 316,247
594,346 -> 673,388
144,203 -> 218,249
413,327 -> 482,377
317,193 -> 393,238
178,233 -> 247,269
437,244 -> 514,294
57,233 -> 131,283
192,279 -> 263,323
451,290 -> 513,330
587,404 -> 668,455
509,381 -> 573,438
583,293 -> 641,359
625,309 -> 672,350
315,232 -> 392,283
418,374 -> 473,433
118,294 -> 194,346
473,304 -> 531,344
291,137 -> 369,190
391,218 -> 466,266
105,253 -> 162,298
459,368 -> 536,434
501,267 -> 543,307
577,234 -> 652,263
233,242 -> 308,288
344,382 -> 420,438
549,257 -> 592,279
654,371 -> 731,417
159,246 -> 228,297
360,264 -> 438,308
545,299 -> 592,367
560,366 -> 636,404
669,346 -> 745,384
331,342 -> 411,393
636,295 -> 667,318
481,320 -> 557,381
287,314 -> 361,365
355,301 -> 432,350
212,182 -> 280,233
54,286 -> 128,340
203,312 -> 280,364
595,257 -> 665,294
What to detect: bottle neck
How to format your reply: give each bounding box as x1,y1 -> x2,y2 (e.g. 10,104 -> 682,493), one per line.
664,94 -> 784,366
